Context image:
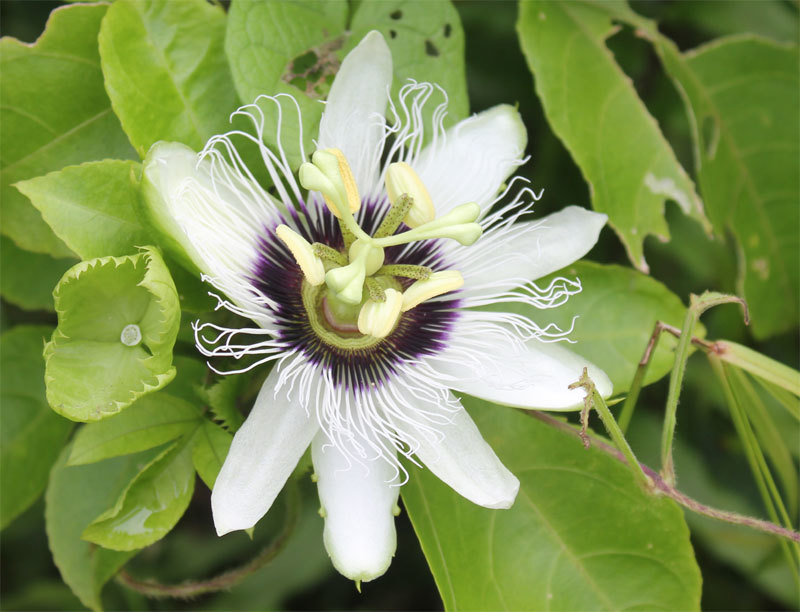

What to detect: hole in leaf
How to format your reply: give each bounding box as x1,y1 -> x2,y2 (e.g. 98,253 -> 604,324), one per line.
425,39 -> 440,57
701,115 -> 719,159
444,23 -> 452,38
291,50 -> 318,74
389,29 -> 397,39
390,9 -> 402,20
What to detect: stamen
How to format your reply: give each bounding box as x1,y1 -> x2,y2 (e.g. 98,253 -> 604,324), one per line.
365,277 -> 387,302
275,225 -> 326,285
374,194 -> 413,238
373,202 -> 483,247
313,243 -> 348,267
358,288 -> 403,338
385,162 -> 435,228
402,270 -> 464,312
299,149 -> 360,219
377,264 -> 432,280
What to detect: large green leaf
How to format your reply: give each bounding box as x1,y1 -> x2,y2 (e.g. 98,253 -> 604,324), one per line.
98,0 -> 240,158
68,393 -> 202,466
45,444 -> 155,611
645,34 -> 799,339
15,160 -> 149,260
1,326 -> 72,529
44,247 -> 180,421
516,1 -> 707,272
0,3 -> 136,258
627,411 -> 799,608
0,237 -> 75,312
82,438 -> 196,551
225,0 -> 468,168
484,262 -> 693,394
402,399 -> 702,610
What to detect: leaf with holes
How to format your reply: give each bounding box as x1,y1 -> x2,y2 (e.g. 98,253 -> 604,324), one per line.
98,0 -> 240,158
0,3 -> 136,258
44,247 -> 180,422
646,34 -> 799,338
402,398 -> 702,610
225,0 -> 468,169
1,326 -> 73,529
15,160 -> 148,260
516,0 -> 708,272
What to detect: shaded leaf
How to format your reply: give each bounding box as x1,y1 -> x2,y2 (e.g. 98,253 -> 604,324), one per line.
1,326 -> 72,529
646,34 -> 799,338
82,438 -> 196,551
98,0 -> 240,158
45,247 -> 180,421
402,399 -> 702,610
206,374 -> 246,432
45,444 -> 156,611
192,420 -> 233,490
0,236 -> 75,312
516,0 -> 707,271
68,393 -> 202,466
15,160 -> 148,260
0,3 -> 136,258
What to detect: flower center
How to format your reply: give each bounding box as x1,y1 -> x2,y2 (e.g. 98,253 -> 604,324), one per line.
275,148 -> 481,339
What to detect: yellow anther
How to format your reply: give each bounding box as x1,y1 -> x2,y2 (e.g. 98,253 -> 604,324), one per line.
275,225 -> 326,286
358,288 -> 403,339
385,162 -> 435,228
401,270 -> 464,312
301,149 -> 361,219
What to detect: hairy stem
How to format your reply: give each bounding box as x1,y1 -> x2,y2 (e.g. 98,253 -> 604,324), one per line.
524,410 -> 800,544
116,482 -> 301,599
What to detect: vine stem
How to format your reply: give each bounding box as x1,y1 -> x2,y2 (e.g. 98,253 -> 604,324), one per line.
524,410 -> 800,544
116,482 -> 301,599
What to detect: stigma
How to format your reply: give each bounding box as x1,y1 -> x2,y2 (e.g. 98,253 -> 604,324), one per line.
277,149 -> 481,339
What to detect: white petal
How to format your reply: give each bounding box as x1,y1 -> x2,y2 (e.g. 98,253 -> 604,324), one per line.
317,31 -> 392,198
411,395 -> 520,509
211,366 -> 319,536
312,432 -> 399,582
458,206 -> 607,297
415,104 -> 527,216
433,335 -> 613,411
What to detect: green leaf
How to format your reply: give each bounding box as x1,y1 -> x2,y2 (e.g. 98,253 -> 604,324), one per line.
516,1 -> 707,272
627,410 -> 799,608
0,3 -> 136,258
485,262 -> 694,394
98,0 -> 240,158
192,420 -> 234,489
349,0 -> 469,122
82,437 -> 196,551
647,34 -> 799,338
0,236 -> 75,312
44,247 -> 180,422
15,160 -> 149,260
1,326 -> 73,529
45,443 -> 155,611
225,0 -> 348,167
68,393 -> 202,466
225,0 -> 468,168
402,399 -> 702,610
206,374 -> 246,432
